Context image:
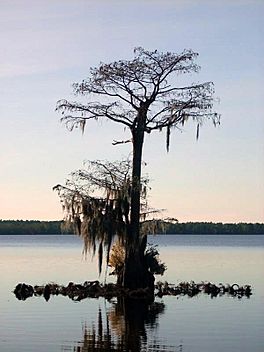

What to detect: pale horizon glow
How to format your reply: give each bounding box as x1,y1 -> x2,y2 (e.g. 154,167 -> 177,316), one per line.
0,0 -> 263,223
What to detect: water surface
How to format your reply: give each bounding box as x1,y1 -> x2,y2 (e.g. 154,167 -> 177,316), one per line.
0,234 -> 263,351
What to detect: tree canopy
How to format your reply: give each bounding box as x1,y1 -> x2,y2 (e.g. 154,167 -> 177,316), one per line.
57,47 -> 219,150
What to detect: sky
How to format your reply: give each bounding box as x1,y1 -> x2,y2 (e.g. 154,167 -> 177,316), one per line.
0,0 -> 263,223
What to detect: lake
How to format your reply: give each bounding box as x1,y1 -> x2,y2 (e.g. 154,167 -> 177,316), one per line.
0,234 -> 263,352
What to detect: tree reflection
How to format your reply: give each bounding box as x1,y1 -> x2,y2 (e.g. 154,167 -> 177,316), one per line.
64,298 -> 178,352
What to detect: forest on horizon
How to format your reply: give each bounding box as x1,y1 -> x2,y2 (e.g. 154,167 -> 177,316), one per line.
0,220 -> 263,235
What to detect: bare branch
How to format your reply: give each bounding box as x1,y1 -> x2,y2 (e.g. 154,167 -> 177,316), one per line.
112,139 -> 132,145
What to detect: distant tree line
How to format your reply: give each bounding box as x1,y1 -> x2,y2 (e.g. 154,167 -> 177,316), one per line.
0,220 -> 71,235
0,220 -> 263,235
163,221 -> 264,235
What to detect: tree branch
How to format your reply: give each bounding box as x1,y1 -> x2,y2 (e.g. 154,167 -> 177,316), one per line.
112,139 -> 132,145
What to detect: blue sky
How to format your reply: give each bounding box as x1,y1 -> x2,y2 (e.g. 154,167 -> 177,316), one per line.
0,0 -> 263,222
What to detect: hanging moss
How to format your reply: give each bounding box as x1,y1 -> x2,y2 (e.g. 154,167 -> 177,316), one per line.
54,159 -> 175,279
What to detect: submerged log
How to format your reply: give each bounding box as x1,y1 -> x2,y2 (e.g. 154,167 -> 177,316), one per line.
13,280 -> 252,302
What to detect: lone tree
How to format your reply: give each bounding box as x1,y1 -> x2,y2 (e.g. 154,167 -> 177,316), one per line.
56,47 -> 219,290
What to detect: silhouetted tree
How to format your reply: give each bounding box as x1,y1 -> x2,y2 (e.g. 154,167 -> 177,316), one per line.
56,47 -> 219,290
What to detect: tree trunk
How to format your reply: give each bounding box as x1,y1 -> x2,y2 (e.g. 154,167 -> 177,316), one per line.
129,126 -> 144,244
120,105 -> 155,292
129,103 -> 149,243
118,248 -> 155,292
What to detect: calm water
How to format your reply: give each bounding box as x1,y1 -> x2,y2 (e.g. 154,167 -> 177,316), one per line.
0,234 -> 263,352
